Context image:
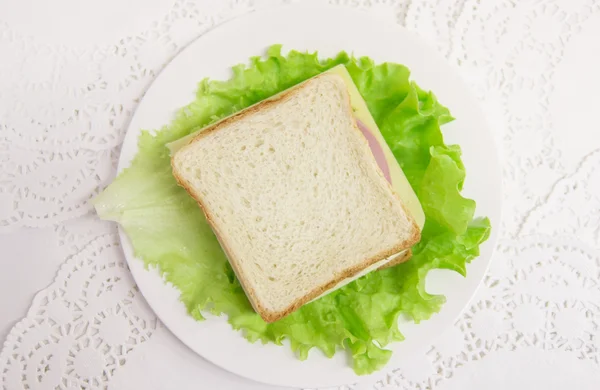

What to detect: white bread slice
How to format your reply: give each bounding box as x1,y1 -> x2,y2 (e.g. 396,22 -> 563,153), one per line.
172,72 -> 420,322
167,66 -> 421,273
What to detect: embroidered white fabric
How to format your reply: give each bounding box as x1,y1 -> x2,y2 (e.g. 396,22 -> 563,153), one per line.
2,0 -> 600,389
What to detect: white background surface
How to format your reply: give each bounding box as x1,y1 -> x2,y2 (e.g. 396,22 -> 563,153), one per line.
2,0 -> 600,389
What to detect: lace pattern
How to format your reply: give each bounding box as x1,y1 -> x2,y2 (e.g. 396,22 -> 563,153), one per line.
2,0 -> 599,388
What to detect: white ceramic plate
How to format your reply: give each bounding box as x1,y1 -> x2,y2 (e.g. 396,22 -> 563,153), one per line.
117,4 -> 502,389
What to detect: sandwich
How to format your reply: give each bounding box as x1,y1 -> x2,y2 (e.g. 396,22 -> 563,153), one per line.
93,46 -> 490,374
170,65 -> 424,323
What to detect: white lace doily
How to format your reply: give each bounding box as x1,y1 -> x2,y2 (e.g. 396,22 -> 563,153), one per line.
2,0 -> 600,389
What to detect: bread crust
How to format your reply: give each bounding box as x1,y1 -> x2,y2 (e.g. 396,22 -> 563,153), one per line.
378,249 -> 413,270
172,72 -> 421,323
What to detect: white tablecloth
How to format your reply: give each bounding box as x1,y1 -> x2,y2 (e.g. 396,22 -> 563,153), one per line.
2,0 -> 600,389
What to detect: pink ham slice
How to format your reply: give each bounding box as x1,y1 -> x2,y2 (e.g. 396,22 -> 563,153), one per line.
356,119 -> 391,183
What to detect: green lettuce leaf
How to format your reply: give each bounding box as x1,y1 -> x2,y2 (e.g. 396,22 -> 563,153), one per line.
93,45 -> 491,375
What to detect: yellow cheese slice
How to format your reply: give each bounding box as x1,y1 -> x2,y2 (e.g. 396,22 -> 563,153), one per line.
328,65 -> 425,229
